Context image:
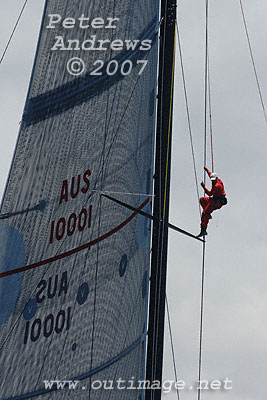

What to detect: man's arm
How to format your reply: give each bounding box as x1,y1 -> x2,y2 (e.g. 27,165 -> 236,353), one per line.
201,181 -> 212,196
204,166 -> 212,178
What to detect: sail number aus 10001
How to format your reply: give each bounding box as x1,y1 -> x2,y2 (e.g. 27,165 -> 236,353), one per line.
23,271 -> 73,345
49,205 -> 92,243
49,169 -> 93,244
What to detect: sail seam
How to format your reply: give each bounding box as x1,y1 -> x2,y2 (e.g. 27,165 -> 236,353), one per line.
5,335 -> 144,400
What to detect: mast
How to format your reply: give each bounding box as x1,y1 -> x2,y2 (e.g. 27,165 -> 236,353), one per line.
146,0 -> 176,398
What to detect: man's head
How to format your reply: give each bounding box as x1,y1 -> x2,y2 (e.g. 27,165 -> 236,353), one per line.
210,172 -> 218,182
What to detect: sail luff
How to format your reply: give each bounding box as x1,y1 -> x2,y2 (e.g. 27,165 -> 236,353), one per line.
145,0 -> 176,398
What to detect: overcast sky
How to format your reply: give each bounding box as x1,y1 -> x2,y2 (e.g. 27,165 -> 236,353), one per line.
0,1 -> 267,400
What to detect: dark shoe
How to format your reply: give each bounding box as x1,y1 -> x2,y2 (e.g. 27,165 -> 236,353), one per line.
197,229 -> 208,237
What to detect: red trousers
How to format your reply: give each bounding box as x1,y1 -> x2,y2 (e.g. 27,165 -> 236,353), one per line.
200,197 -> 222,229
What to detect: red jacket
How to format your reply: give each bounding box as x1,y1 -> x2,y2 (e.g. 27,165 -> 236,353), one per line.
204,170 -> 226,197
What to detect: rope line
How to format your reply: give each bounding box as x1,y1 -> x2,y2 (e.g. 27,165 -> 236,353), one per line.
176,21 -> 201,217
0,0 -> 29,65
198,243 -> 206,400
239,0 -> 267,127
203,1 -> 209,185
207,53 -> 215,172
198,1 -> 209,400
166,296 -> 180,400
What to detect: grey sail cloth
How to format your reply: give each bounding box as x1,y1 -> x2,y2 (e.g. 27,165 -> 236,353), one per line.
0,0 -> 159,398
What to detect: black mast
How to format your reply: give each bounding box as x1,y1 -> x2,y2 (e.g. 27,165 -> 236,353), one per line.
145,0 -> 176,399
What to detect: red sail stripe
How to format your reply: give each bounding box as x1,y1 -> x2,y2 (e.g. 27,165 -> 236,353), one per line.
0,198 -> 150,279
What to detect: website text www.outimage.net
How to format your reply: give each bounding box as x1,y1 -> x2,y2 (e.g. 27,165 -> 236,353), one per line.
43,377 -> 232,394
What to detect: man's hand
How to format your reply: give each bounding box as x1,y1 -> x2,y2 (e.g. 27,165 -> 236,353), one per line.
204,166 -> 209,173
201,181 -> 205,188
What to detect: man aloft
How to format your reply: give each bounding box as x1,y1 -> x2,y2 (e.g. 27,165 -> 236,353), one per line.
197,166 -> 227,237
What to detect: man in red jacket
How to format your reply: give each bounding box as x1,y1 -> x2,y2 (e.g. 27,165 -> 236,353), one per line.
197,166 -> 227,237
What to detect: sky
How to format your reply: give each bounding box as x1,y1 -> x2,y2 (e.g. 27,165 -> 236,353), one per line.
0,1 -> 267,400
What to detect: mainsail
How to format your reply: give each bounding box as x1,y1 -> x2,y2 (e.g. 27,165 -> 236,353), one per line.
0,0 -> 161,398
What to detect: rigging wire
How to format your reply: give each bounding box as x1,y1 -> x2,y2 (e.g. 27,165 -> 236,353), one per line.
198,243 -> 206,400
198,1 -> 209,400
239,0 -> 267,127
175,20 -> 201,217
207,52 -> 215,172
93,190 -> 154,196
166,296 -> 180,400
203,3 -> 209,184
0,0 -> 29,65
